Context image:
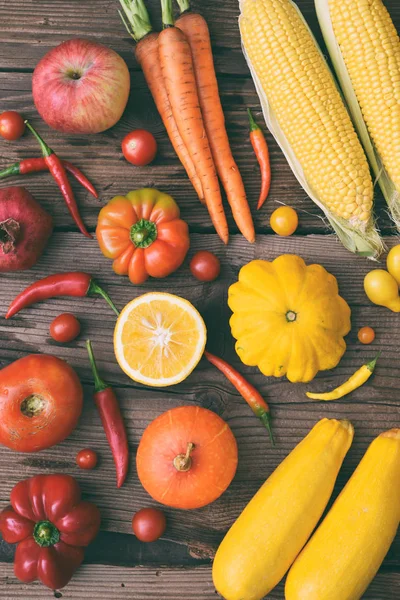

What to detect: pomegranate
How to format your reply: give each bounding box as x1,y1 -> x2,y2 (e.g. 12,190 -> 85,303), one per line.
0,187 -> 53,271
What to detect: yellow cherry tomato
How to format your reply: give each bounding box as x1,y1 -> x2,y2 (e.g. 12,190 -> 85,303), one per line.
358,326 -> 375,345
270,206 -> 298,236
364,269 -> 400,312
386,245 -> 400,286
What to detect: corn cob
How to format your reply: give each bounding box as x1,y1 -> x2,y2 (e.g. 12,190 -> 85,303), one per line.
239,0 -> 383,257
316,0 -> 400,230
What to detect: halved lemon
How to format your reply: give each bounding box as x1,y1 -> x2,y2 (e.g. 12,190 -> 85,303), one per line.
114,292 -> 207,387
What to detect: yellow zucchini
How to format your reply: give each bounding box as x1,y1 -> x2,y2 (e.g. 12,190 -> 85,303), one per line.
285,428 -> 400,600
212,418 -> 354,600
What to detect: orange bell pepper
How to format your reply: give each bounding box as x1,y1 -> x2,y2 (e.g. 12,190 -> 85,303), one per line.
96,188 -> 190,284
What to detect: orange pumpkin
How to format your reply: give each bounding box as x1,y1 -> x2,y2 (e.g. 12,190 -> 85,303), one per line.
136,406 -> 238,509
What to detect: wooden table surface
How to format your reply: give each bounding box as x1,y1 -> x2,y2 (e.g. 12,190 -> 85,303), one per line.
1,0 -> 400,598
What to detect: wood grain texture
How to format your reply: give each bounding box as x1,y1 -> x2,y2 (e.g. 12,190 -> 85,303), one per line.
1,0 -> 400,598
3,72 -> 393,236
0,233 -> 399,574
0,6 -> 399,235
0,0 -> 398,74
1,564 -> 399,599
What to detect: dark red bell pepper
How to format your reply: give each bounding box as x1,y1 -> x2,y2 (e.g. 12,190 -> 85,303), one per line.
0,474 -> 101,590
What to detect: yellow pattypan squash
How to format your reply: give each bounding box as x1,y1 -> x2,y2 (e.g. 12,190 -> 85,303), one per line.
228,255 -> 351,383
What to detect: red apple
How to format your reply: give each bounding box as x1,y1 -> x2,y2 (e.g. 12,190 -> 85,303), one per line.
32,39 -> 130,134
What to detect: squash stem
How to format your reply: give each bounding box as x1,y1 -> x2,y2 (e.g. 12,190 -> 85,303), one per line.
173,442 -> 195,471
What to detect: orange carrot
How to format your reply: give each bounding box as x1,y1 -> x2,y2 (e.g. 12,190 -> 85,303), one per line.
158,0 -> 229,244
119,0 -> 204,203
176,0 -> 255,243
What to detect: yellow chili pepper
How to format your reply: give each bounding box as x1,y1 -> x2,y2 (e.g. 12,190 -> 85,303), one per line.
306,355 -> 379,401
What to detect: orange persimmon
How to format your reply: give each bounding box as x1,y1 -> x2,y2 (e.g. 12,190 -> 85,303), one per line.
136,406 -> 238,509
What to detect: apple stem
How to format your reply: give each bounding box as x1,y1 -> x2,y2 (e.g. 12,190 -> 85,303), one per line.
118,0 -> 153,42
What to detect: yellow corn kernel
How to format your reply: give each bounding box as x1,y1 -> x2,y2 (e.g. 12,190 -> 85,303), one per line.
327,0 -> 400,192
240,0 -> 373,226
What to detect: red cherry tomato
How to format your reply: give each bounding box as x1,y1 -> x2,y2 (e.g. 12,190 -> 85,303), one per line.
358,326 -> 375,345
122,130 -> 157,166
132,508 -> 166,542
50,313 -> 81,343
190,251 -> 221,282
76,448 -> 98,470
0,111 -> 25,141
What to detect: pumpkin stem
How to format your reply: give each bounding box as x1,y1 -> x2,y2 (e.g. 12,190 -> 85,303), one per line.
173,442 -> 195,472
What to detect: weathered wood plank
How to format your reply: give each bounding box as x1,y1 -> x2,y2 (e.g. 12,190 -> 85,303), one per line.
2,1 -> 400,595
1,0 -> 399,75
0,0 -> 248,74
1,564 -> 399,599
0,233 -> 398,568
1,11 -> 399,236
0,530 -> 212,568
0,72 -> 394,235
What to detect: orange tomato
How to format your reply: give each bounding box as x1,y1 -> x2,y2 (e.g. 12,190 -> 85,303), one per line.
358,326 -> 375,345
96,188 -> 190,285
0,355 -> 83,452
136,406 -> 238,509
270,206 -> 298,236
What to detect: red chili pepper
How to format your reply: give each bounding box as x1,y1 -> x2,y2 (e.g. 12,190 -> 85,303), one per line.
248,108 -> 271,210
5,272 -> 119,319
63,161 -> 98,199
86,340 -> 129,488
204,351 -> 274,444
24,121 -> 92,238
0,474 -> 101,590
0,158 -> 98,199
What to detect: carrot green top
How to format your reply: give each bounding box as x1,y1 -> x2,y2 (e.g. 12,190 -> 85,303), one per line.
161,0 -> 175,28
176,0 -> 191,14
119,0 -> 153,42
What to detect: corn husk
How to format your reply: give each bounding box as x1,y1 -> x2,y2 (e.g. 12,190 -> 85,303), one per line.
315,0 -> 400,230
239,0 -> 384,258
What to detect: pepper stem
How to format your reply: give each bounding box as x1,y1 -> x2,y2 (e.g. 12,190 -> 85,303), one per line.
88,279 -> 120,317
86,340 -> 109,393
161,0 -> 175,28
33,520 -> 60,548
173,442 -> 194,472
0,163 -> 21,179
367,352 -> 381,373
130,219 -> 157,248
24,120 -> 52,158
259,412 -> 275,446
118,0 -> 153,42
247,108 -> 260,133
176,0 -> 190,14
